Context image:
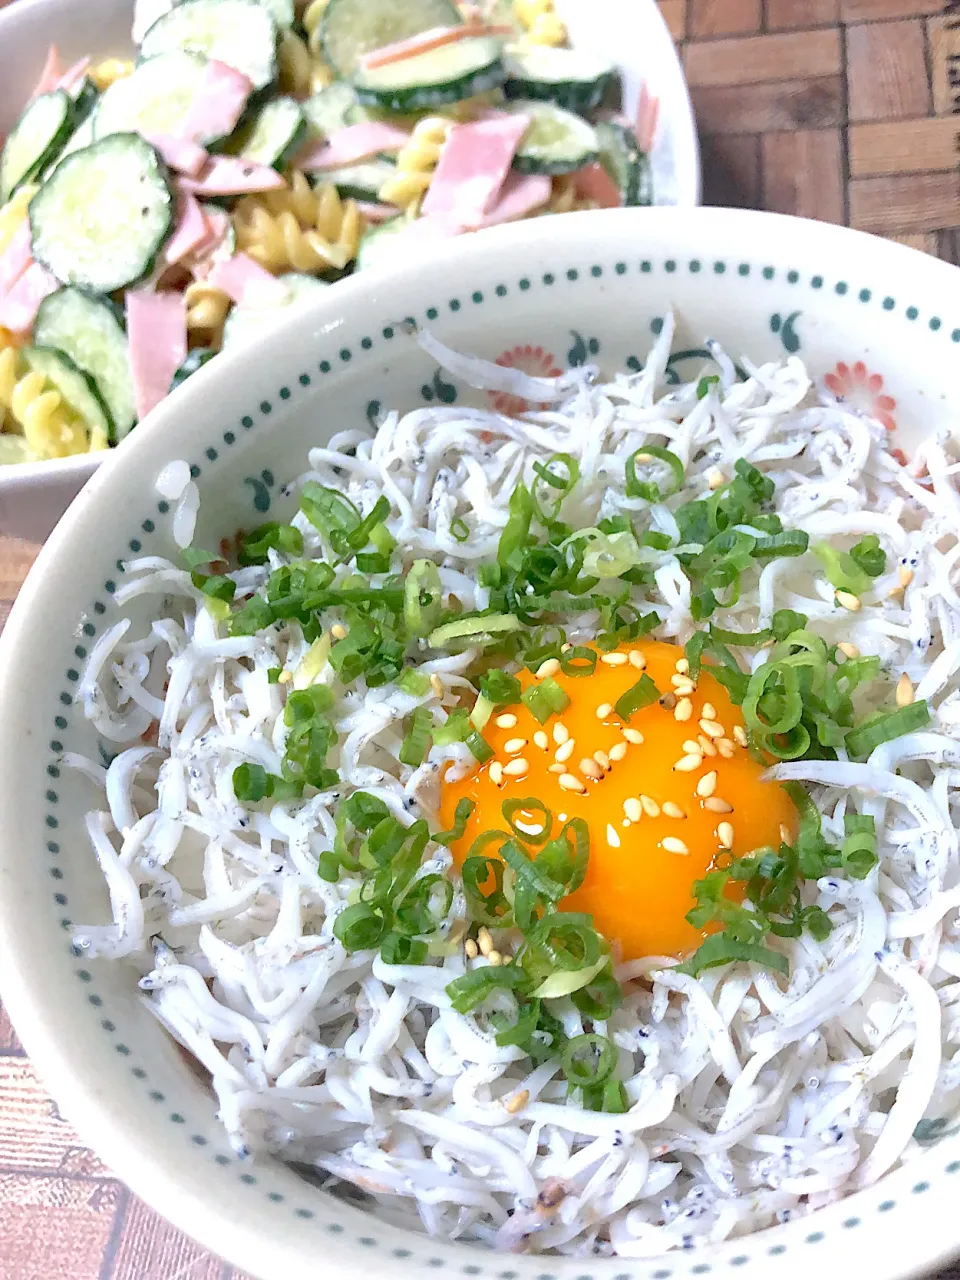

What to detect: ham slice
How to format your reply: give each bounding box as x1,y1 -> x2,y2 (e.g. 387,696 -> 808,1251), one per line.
207,253 -> 289,308
29,47 -> 63,101
183,204 -> 233,278
360,23 -> 512,70
0,223 -> 33,302
0,262 -> 59,335
164,193 -> 209,264
355,200 -> 402,223
296,122 -> 411,170
142,132 -> 209,177
179,155 -> 286,196
179,60 -> 253,145
572,161 -> 622,209
634,82 -> 660,155
421,114 -> 530,222
126,290 -> 187,420
478,172 -> 551,226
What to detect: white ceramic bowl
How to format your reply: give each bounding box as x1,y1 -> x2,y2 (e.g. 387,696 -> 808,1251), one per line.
2,207 -> 959,1280
0,0 -> 699,543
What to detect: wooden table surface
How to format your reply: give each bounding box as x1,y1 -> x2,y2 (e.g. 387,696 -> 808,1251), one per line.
1,0 -> 959,1276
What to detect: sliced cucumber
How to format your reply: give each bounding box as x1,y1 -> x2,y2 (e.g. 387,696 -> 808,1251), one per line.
140,0 -> 279,93
0,435 -> 36,466
55,112 -> 98,169
503,45 -> 614,114
354,36 -> 505,112
70,79 -> 100,124
301,81 -> 366,138
321,158 -> 396,201
508,100 -> 598,175
94,53 -> 228,148
21,346 -> 113,441
222,272 -> 329,347
0,91 -> 74,203
170,347 -> 217,391
319,0 -> 462,78
356,216 -> 406,271
227,95 -> 306,168
595,121 -> 650,207
198,203 -> 237,259
34,288 -> 136,441
29,133 -> 173,293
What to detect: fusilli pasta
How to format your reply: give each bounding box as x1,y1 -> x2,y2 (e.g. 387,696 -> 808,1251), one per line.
300,0 -> 336,90
278,30 -> 319,97
0,341 -> 101,460
0,184 -> 37,259
378,116 -> 452,209
233,172 -> 362,274
185,281 -> 231,350
89,58 -> 135,90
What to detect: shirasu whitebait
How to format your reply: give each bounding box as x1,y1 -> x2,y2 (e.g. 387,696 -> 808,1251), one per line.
71,322 -> 960,1255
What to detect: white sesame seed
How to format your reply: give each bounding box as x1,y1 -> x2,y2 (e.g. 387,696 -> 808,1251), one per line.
331,623 -> 347,639
533,730 -> 549,750
609,742 -> 628,761
464,938 -> 478,959
629,650 -> 646,669
622,727 -> 644,744
899,565 -> 914,588
487,950 -> 503,966
675,657 -> 689,674
640,794 -> 660,817
555,739 -> 575,763
674,753 -> 702,772
660,692 -> 677,710
596,702 -> 613,719
701,702 -> 716,721
698,734 -> 718,757
674,698 -> 693,722
662,837 -> 689,856
606,823 -> 621,848
704,796 -> 734,813
594,749 -> 610,770
600,652 -> 628,666
733,725 -> 748,747
699,719 -> 724,739
717,739 -> 735,758
477,927 -> 492,956
696,771 -> 718,797
622,818 -> 631,828
634,452 -> 653,462
673,680 -> 696,697
505,1089 -> 529,1114
559,773 -> 586,793
496,713 -> 518,729
780,823 -> 792,842
558,812 -> 567,822
837,642 -> 860,660
707,467 -> 726,490
580,758 -> 603,780
896,672 -> 914,707
503,758 -> 529,777
430,673 -> 444,697
561,643 -> 573,653
504,737 -> 527,754
537,657 -> 561,678
489,762 -> 504,785
836,589 -> 861,612
717,822 -> 735,849
277,669 -> 293,684
662,801 -> 686,819
553,723 -> 570,745
548,762 -> 565,774
624,798 -> 643,822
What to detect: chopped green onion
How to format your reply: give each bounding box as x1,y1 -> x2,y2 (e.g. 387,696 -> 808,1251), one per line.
540,676 -> 570,713
397,668 -> 431,696
497,484 -> 534,574
532,453 -> 580,518
370,522 -> 396,555
380,933 -> 428,965
614,673 -> 659,720
772,608 -> 808,641
395,874 -> 453,935
233,762 -> 270,802
531,953 -> 608,1001
347,495 -> 391,550
813,542 -> 872,597
502,798 -> 552,845
238,522 -> 303,565
492,997 -> 541,1048
743,661 -> 802,736
842,813 -> 877,879
461,855 -> 512,926
521,683 -> 554,725
523,912 -> 603,983
625,446 -> 685,502
465,730 -> 494,763
433,709 -> 471,746
427,614 -> 522,649
344,790 -> 390,832
450,516 -> 470,543
845,700 -> 930,757
709,625 -> 774,647
561,1033 -> 617,1087
334,903 -> 389,951
677,933 -> 789,977
434,798 -> 475,847
571,964 -> 622,1020
355,552 -> 390,574
182,546 -> 219,571
696,374 -> 720,399
299,483 -> 362,556
267,667 -> 282,684
399,707 -> 433,767
560,645 -> 598,677
752,530 -> 809,560
535,818 -> 589,895
404,560 -> 442,637
445,965 -> 531,1014
850,534 -> 886,578
480,671 -> 522,706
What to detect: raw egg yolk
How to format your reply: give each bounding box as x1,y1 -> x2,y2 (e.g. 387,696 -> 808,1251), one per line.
439,640 -> 797,961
